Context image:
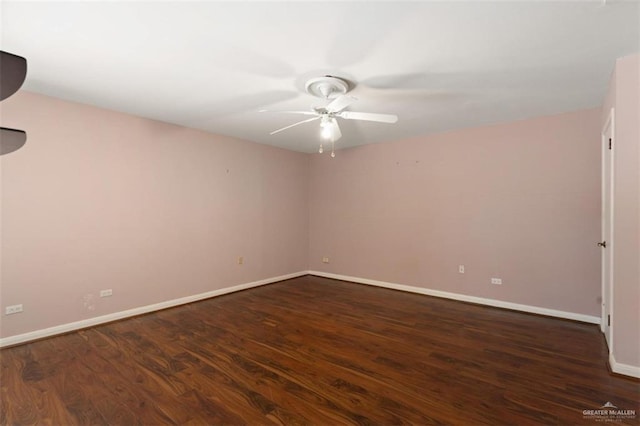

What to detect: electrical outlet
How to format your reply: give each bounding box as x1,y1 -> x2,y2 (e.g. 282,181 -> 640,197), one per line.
238,256 -> 244,265
5,304 -> 23,315
99,289 -> 113,297
491,278 -> 502,285
322,257 -> 330,264
458,265 -> 465,274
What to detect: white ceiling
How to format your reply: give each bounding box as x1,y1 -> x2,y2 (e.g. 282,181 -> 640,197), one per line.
2,1 -> 639,153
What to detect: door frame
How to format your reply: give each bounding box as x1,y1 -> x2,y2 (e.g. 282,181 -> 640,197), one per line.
601,107 -> 615,350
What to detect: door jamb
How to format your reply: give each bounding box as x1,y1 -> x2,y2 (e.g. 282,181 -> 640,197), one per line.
600,107 -> 615,351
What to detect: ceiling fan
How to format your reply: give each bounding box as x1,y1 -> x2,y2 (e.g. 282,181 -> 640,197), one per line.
262,76 -> 398,157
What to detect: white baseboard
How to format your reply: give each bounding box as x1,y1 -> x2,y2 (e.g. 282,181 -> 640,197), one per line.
308,271 -> 601,325
0,271 -> 307,348
610,353 -> 640,378
4,270 -> 636,378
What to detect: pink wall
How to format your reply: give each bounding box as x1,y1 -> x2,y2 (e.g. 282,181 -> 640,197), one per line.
602,53 -> 640,369
0,91 -> 309,339
0,81 -> 624,354
309,109 -> 602,316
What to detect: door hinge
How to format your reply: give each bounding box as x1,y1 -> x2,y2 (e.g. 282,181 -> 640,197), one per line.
608,314 -> 610,326
609,138 -> 612,150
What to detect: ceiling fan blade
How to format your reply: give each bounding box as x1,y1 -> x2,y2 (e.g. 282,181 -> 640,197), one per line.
0,51 -> 27,101
270,116 -> 320,135
259,109 -> 317,116
338,111 -> 398,124
330,118 -> 342,141
326,95 -> 357,113
0,127 -> 27,155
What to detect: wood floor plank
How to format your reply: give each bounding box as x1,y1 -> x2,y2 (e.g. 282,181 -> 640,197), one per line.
1,275 -> 638,425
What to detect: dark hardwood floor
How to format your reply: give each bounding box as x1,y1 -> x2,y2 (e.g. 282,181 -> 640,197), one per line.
1,275 -> 638,425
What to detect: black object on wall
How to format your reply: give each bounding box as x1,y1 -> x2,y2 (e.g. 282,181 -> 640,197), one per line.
0,51 -> 27,101
0,127 -> 27,155
0,50 -> 28,155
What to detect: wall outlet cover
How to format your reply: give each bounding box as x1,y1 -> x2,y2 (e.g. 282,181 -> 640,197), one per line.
5,304 -> 23,315
99,289 -> 113,297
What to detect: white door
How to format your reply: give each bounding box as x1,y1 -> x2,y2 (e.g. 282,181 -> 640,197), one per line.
601,109 -> 614,349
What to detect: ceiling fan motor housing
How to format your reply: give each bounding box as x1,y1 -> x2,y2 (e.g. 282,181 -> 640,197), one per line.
305,76 -> 350,99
